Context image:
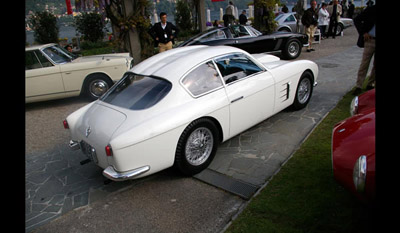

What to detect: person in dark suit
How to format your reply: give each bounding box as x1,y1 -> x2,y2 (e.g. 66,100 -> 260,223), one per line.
148,12 -> 179,53
353,5 -> 376,95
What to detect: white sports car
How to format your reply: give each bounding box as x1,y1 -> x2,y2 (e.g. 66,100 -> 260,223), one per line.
26,43 -> 133,103
64,45 -> 318,181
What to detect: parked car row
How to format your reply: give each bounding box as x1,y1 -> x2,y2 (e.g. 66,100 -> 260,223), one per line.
27,17 -> 372,205
275,12 -> 353,36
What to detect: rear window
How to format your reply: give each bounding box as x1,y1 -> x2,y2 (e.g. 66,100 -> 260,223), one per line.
100,73 -> 172,110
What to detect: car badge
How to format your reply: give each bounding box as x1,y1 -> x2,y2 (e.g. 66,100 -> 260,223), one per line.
85,126 -> 91,137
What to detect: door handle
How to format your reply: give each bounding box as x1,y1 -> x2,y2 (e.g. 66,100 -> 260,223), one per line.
231,96 -> 244,103
65,72 -> 72,75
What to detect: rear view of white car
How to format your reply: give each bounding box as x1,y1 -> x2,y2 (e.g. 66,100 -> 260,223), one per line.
25,43 -> 133,103
63,45 -> 318,181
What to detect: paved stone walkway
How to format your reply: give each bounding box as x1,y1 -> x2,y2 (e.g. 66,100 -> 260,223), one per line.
26,45 -> 364,232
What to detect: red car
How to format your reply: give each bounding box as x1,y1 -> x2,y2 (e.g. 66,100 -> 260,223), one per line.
331,89 -> 375,202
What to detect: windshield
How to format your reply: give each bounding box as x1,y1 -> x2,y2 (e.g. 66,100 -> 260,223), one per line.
100,73 -> 172,110
41,44 -> 77,64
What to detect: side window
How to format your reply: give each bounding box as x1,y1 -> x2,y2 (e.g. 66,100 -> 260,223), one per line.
230,25 -> 250,38
285,14 -> 296,22
25,51 -> 41,70
199,30 -> 227,42
35,50 -> 53,68
215,53 -> 264,84
182,61 -> 223,96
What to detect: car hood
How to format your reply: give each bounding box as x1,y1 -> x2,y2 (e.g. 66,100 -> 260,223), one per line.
72,53 -> 131,63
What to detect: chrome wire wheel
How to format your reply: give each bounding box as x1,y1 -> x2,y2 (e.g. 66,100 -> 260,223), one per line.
297,78 -> 311,104
185,127 -> 214,166
288,41 -> 300,57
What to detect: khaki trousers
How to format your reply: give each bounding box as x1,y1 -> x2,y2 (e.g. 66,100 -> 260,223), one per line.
356,39 -> 375,88
158,41 -> 173,53
305,25 -> 316,49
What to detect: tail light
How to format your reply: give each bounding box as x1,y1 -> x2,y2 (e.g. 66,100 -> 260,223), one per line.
63,119 -> 69,129
105,144 -> 113,156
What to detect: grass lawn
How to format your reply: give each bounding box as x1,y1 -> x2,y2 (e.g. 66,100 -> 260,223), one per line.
226,88 -> 374,233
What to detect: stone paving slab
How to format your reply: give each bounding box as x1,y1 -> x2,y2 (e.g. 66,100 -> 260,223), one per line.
25,144 -> 142,232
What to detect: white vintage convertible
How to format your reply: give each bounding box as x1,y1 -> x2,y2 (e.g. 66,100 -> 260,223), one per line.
64,45 -> 318,181
26,43 -> 133,103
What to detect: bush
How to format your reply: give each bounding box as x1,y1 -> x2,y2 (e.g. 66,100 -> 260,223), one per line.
29,11 -> 59,44
175,0 -> 193,34
75,12 -> 105,42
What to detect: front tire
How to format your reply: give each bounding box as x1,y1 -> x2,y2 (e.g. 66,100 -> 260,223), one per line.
292,71 -> 313,110
174,118 -> 219,176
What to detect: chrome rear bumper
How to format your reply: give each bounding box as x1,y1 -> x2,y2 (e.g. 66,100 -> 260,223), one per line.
103,166 -> 150,181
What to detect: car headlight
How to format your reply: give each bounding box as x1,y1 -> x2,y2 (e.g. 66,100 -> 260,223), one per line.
350,96 -> 358,116
353,155 -> 367,193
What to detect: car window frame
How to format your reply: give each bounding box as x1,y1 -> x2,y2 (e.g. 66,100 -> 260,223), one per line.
100,72 -> 173,111
25,50 -> 42,70
213,52 -> 267,86
180,59 -> 225,98
198,29 -> 227,43
40,44 -> 75,65
284,14 -> 296,23
229,25 -> 253,38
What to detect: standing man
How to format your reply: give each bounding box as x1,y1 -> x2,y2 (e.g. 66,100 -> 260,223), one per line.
326,0 -> 342,39
223,1 -> 235,27
301,0 -> 318,52
353,5 -> 376,95
148,12 -> 179,53
239,10 -> 247,25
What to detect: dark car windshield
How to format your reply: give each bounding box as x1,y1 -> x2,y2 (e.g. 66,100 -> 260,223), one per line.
100,73 -> 172,110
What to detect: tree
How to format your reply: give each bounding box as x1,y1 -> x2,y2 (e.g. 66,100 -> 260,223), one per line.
253,0 -> 279,33
75,12 -> 105,42
29,11 -> 59,44
175,0 -> 194,36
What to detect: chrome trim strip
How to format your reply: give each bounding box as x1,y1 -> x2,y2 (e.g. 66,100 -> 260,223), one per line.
103,165 -> 150,181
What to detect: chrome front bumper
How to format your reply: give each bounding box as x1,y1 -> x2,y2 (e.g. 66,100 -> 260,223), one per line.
103,166 -> 150,181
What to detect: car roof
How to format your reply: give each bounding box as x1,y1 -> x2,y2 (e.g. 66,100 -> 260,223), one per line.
25,43 -> 56,51
131,45 -> 248,83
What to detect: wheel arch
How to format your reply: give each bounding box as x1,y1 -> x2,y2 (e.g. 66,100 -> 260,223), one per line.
190,116 -> 224,144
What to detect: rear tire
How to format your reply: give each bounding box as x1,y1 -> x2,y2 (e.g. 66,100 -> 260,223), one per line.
174,118 -> 219,176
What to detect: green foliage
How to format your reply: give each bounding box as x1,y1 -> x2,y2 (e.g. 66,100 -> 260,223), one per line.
253,0 -> 279,33
29,11 -> 59,44
175,0 -> 194,34
75,12 -> 105,43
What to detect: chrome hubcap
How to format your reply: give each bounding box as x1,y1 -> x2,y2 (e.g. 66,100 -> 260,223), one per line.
185,127 -> 214,166
288,42 -> 299,56
297,78 -> 311,104
89,80 -> 109,98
